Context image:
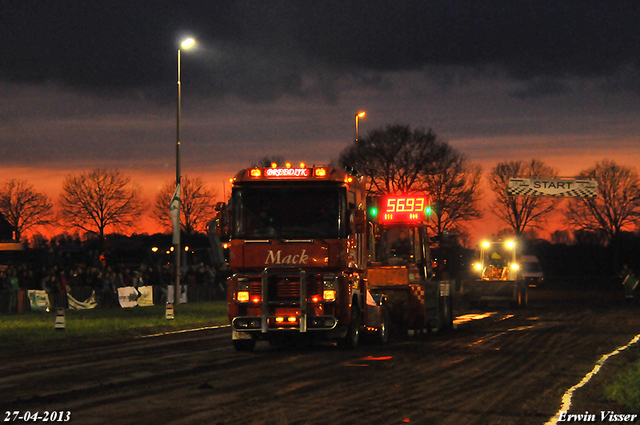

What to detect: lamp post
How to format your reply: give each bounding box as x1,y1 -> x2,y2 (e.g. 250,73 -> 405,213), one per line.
355,111 -> 366,142
174,37 -> 195,306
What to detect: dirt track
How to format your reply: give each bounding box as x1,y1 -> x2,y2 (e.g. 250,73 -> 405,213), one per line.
2,289 -> 639,425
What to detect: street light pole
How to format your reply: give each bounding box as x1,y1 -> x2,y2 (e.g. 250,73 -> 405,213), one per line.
355,111 -> 366,142
174,37 -> 195,307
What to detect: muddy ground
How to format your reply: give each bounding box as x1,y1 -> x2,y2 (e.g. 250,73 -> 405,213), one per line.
2,288 -> 639,425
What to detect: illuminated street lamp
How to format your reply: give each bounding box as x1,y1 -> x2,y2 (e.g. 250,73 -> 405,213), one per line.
355,111 -> 366,142
173,37 -> 196,305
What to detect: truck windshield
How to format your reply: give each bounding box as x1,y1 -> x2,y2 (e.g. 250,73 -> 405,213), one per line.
372,225 -> 418,264
232,186 -> 345,239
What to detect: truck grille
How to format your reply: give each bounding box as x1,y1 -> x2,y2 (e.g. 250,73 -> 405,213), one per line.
277,279 -> 300,299
248,276 -> 321,302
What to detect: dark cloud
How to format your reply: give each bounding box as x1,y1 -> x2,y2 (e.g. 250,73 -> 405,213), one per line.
2,0 -> 638,102
511,77 -> 572,99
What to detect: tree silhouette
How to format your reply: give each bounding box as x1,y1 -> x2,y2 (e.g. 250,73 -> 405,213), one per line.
153,175 -> 218,235
488,159 -> 559,236
0,179 -> 53,241
565,160 -> 640,243
339,124 -> 451,194
59,169 -> 146,240
422,149 -> 483,244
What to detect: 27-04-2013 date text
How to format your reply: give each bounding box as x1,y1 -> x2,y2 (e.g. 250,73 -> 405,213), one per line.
4,411 -> 71,422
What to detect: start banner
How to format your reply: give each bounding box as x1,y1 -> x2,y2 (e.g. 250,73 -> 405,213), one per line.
508,178 -> 598,198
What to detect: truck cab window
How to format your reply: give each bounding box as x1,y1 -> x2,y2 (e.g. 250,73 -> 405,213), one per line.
232,186 -> 346,240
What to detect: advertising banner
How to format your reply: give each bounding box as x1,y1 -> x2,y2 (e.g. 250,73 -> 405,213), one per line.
167,285 -> 188,304
28,290 -> 50,312
117,286 -> 155,308
67,291 -> 97,310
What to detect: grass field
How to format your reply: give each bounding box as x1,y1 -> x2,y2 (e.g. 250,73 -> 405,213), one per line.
0,301 -> 229,353
605,357 -> 640,413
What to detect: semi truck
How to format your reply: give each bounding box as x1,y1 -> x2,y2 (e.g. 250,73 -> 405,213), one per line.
462,239 -> 528,308
366,195 -> 454,336
217,164 -> 389,351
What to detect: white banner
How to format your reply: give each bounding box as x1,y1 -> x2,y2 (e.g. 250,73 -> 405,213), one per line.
170,183 -> 181,244
68,291 -> 97,310
167,285 -> 188,304
117,286 -> 155,308
28,290 -> 50,312
137,286 -> 154,307
118,287 -> 139,308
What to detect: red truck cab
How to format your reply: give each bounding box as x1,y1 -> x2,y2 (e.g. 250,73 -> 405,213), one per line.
220,164 -> 388,351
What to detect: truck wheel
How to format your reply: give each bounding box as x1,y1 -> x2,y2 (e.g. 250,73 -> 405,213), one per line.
340,306 -> 360,349
378,306 -> 390,345
511,288 -> 523,309
233,338 -> 256,352
438,296 -> 453,332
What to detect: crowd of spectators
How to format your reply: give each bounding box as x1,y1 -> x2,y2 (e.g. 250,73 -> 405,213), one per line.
0,248 -> 227,314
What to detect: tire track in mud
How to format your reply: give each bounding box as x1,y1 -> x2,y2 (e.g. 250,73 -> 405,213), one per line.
3,297 -> 640,425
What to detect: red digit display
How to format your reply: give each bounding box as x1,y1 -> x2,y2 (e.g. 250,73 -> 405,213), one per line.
380,196 -> 428,222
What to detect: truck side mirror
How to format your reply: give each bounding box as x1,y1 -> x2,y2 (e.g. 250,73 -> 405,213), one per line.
214,206 -> 230,238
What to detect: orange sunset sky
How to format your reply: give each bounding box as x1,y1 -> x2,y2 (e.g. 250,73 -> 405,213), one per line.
2,2 -> 640,245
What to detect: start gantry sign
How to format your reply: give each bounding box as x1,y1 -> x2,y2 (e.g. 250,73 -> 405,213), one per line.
508,178 -> 598,198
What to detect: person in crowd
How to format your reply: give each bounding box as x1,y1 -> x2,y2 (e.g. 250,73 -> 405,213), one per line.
5,267 -> 19,314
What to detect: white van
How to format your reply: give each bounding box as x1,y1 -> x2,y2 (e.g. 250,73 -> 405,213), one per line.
518,255 -> 544,288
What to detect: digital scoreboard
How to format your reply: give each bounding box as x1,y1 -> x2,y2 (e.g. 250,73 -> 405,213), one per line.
379,196 -> 429,223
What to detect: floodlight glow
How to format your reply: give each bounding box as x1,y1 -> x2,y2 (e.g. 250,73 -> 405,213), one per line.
181,38 -> 195,49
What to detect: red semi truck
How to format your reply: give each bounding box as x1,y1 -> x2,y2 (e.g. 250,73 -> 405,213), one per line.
218,164 -> 389,351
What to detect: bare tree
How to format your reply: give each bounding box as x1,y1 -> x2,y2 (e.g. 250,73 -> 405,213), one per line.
488,159 -> 559,236
422,150 -> 484,243
565,160 -> 640,242
153,175 -> 218,235
0,179 -> 53,241
59,169 -> 146,240
339,124 -> 451,194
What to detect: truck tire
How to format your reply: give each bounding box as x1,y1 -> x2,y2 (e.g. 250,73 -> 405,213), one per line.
233,338 -> 256,352
437,296 -> 453,332
339,305 -> 360,349
378,305 -> 390,345
511,290 -> 522,308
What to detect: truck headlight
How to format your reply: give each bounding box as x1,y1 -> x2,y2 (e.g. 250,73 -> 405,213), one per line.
323,275 -> 337,302
237,277 -> 250,302
323,290 -> 336,302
